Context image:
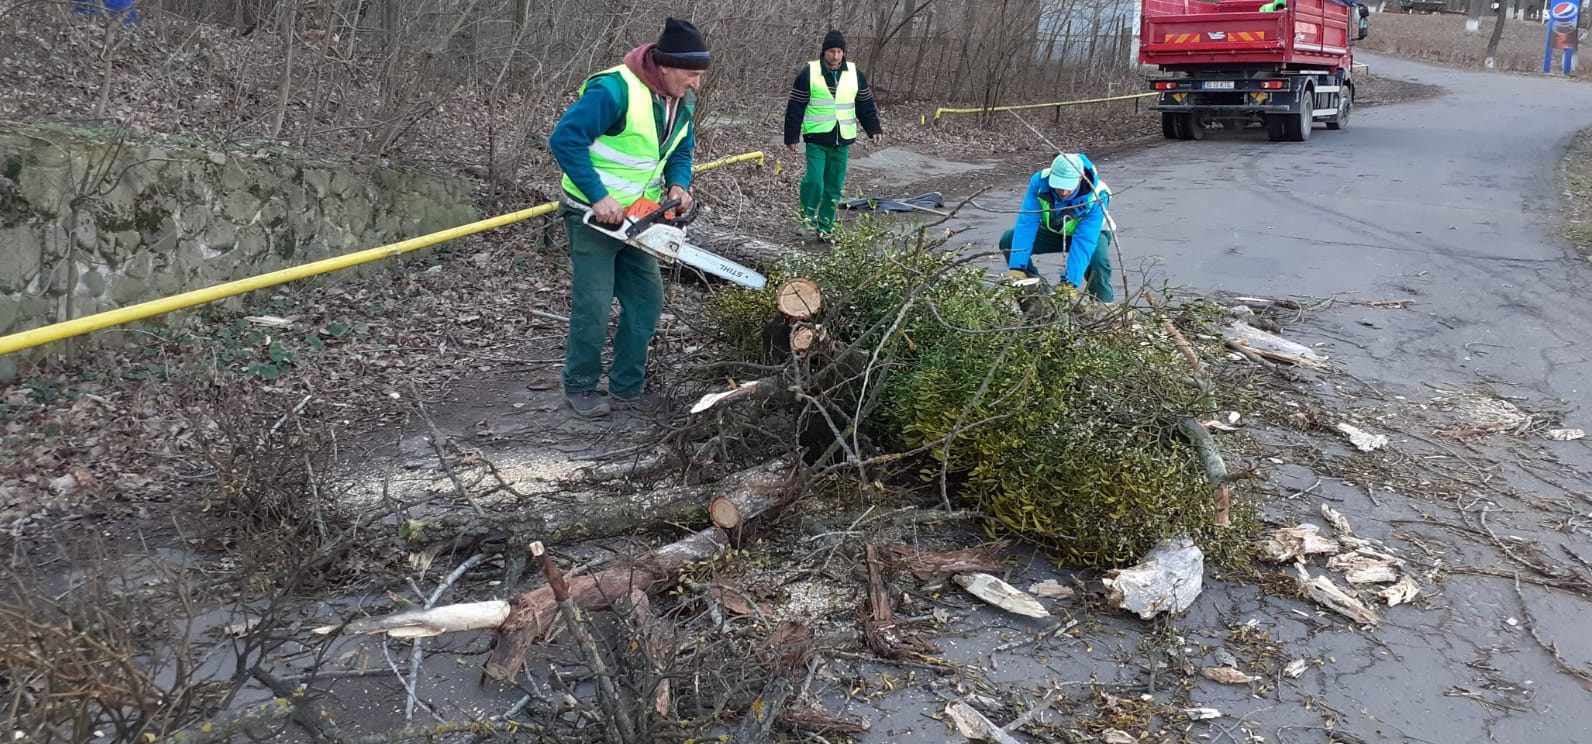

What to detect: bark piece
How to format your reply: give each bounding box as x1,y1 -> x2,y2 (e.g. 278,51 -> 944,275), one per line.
1297,566 -> 1382,625
776,278 -> 823,320
863,544 -> 940,659
1327,551 -> 1403,584
1201,666 -> 1258,685
880,542 -> 1002,581
1103,537 -> 1205,620
953,573 -> 1050,618
1028,580 -> 1075,599
1259,524 -> 1340,563
1546,428 -> 1585,441
1221,321 -> 1328,368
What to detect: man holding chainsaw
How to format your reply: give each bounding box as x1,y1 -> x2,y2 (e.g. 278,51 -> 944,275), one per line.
783,29 -> 884,240
549,17 -> 710,418
1000,152 -> 1115,302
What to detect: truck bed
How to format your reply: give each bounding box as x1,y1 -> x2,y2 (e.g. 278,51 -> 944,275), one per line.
1139,0 -> 1352,69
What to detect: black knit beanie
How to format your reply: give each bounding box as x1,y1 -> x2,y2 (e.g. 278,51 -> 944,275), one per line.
822,29 -> 846,53
653,17 -> 711,70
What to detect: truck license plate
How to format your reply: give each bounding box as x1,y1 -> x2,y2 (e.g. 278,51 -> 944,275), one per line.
1203,81 -> 1235,90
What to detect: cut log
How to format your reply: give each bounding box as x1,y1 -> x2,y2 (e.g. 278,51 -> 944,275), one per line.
400,459 -> 782,550
788,323 -> 829,353
708,494 -> 742,530
483,459 -> 797,679
687,222 -> 792,269
1221,321 -> 1328,368
776,278 -> 824,320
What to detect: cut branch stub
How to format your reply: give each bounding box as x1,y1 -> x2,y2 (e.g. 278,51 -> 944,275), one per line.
789,322 -> 829,353
776,278 -> 823,320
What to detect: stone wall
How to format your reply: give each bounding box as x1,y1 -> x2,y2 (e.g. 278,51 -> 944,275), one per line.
0,123 -> 478,342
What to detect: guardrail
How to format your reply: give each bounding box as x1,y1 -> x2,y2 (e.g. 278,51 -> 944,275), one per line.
928,92 -> 1159,125
0,151 -> 767,356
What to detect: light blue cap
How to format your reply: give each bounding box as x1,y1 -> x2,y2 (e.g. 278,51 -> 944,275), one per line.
1047,153 -> 1084,191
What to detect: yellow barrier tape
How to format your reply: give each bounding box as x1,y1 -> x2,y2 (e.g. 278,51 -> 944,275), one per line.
0,151 -> 766,356
933,92 -> 1158,122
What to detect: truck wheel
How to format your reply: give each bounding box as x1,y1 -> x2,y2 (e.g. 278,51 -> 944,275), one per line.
1181,113 -> 1205,140
1162,112 -> 1182,140
1326,86 -> 1351,130
1285,87 -> 1313,142
1266,113 -> 1288,141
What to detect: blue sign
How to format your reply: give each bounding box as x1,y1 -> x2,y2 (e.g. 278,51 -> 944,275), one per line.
1543,0 -> 1580,75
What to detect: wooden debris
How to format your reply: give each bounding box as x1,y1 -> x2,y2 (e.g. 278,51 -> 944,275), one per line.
1327,552 -> 1402,584
1201,666 -> 1258,685
1221,321 -> 1328,368
777,705 -> 870,735
1283,659 -> 1309,678
864,544 -> 940,659
1177,418 -> 1232,526
619,589 -> 675,717
953,573 -> 1050,619
690,380 -> 764,414
1335,422 -> 1389,452
944,701 -> 1023,744
1546,428 -> 1585,441
1297,566 -> 1381,625
313,600 -> 509,638
1028,580 -> 1075,599
736,622 -> 816,743
1259,524 -> 1341,563
880,543 -> 1002,581
1379,576 -> 1421,606
1320,503 -> 1353,536
1182,707 -> 1222,720
775,278 -> 823,320
1101,730 -> 1137,744
1103,537 -> 1205,620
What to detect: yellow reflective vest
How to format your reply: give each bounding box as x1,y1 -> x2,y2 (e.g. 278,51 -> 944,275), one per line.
561,65 -> 691,207
801,60 -> 859,140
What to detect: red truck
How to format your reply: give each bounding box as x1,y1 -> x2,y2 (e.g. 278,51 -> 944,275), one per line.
1139,0 -> 1366,142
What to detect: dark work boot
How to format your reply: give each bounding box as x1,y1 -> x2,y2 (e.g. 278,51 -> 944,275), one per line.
565,391 -> 611,418
611,389 -> 666,415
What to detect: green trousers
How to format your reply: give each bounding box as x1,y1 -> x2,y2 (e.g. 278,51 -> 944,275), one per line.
799,142 -> 850,233
999,227 -> 1116,302
560,207 -> 664,397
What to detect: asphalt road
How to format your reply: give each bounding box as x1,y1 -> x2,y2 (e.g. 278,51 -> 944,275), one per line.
844,53 -> 1592,743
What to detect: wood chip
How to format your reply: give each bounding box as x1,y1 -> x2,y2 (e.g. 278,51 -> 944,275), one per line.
1297,567 -> 1381,625
944,701 -> 1022,744
1102,730 -> 1138,744
1379,576 -> 1421,606
1546,428 -> 1585,441
1335,422 -> 1389,452
953,573 -> 1050,618
1283,659 -> 1309,678
1260,524 -> 1340,563
1028,579 -> 1076,599
1201,666 -> 1258,685
1320,503 -> 1352,535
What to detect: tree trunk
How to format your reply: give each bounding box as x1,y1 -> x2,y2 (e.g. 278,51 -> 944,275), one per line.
1484,0 -> 1507,67
1465,0 -> 1485,33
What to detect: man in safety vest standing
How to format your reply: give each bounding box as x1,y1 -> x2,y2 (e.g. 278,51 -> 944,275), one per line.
782,30 -> 883,241
549,17 -> 710,418
1000,152 -> 1116,302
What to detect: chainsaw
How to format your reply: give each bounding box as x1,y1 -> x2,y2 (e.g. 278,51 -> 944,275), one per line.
573,197 -> 768,290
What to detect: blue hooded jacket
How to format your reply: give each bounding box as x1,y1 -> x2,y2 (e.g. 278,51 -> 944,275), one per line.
1008,153 -> 1109,289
